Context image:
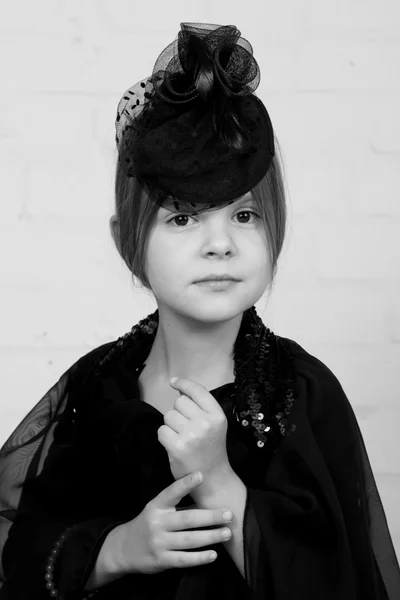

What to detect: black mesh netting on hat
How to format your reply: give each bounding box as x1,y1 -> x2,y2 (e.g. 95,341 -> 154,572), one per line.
114,22 -> 276,215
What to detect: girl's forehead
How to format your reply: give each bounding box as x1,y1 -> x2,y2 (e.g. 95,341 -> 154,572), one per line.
161,191 -> 254,210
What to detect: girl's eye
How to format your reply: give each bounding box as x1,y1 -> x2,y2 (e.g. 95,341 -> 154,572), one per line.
166,210 -> 260,227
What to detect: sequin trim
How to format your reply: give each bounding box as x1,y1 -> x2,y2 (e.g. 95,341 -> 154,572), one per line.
80,306 -> 298,451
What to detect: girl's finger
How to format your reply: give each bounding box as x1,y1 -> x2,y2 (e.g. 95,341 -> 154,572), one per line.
166,527 -> 231,550
173,394 -> 201,419
165,508 -> 233,531
168,549 -> 218,569
170,379 -> 217,413
157,424 -> 179,453
153,472 -> 203,509
163,409 -> 189,433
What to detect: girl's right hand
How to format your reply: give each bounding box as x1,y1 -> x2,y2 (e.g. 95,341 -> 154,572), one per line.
114,471 -> 233,574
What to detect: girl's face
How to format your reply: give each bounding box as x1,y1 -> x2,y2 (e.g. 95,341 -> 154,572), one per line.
144,193 -> 272,323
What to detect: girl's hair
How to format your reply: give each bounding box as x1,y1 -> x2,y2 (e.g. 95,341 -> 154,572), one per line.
113,138 -> 288,296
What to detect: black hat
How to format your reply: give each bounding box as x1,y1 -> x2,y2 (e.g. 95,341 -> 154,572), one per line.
115,22 -> 275,214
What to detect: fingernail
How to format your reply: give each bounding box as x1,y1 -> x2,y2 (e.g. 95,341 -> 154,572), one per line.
223,511 -> 232,522
170,377 -> 178,384
221,528 -> 232,540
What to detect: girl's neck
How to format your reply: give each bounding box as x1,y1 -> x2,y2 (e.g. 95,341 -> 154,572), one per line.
145,308 -> 242,385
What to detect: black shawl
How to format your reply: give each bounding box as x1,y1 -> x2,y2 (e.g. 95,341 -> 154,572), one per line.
0,306 -> 399,599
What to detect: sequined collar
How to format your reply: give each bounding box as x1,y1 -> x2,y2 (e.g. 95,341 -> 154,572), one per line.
84,305 -> 298,452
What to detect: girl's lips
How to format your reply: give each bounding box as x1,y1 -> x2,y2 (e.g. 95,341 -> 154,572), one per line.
195,280 -> 239,290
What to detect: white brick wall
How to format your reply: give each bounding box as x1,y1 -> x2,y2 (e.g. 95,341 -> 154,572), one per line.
1,1 -> 399,556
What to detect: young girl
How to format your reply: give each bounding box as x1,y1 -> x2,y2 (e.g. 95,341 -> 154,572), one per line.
0,22 -> 399,600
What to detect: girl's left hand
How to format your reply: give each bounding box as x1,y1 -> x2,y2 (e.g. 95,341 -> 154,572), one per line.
157,378 -> 232,490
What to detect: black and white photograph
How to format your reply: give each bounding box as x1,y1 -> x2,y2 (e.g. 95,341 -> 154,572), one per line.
0,2 -> 399,598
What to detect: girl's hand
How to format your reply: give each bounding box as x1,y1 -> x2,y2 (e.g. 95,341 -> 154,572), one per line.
157,378 -> 233,494
114,472 -> 233,575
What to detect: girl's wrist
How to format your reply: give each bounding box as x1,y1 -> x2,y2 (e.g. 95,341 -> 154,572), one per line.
192,465 -> 237,507
84,524 -> 129,591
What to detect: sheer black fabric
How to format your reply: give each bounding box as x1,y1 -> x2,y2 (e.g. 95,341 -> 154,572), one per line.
0,318 -> 399,599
